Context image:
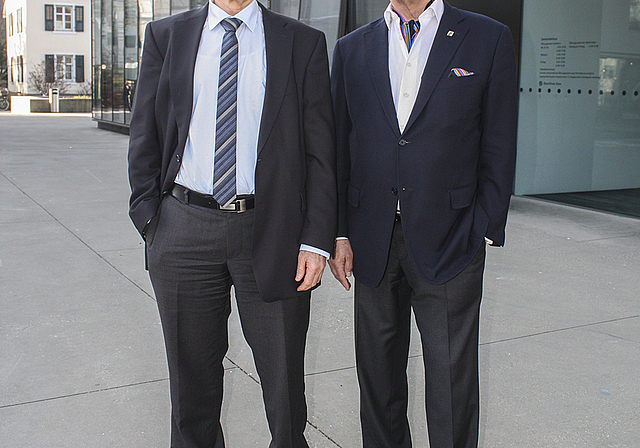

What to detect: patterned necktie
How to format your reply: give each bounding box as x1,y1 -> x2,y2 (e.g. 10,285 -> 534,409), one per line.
401,19 -> 421,52
213,17 -> 242,207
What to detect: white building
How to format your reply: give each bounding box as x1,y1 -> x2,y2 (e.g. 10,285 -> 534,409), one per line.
5,0 -> 90,95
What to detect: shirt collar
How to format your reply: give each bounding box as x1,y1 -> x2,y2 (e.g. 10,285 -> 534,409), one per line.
384,0 -> 443,29
208,0 -> 259,32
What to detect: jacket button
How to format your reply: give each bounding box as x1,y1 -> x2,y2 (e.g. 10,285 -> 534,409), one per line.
391,187 -> 398,195
399,139 -> 407,146
176,154 -> 181,163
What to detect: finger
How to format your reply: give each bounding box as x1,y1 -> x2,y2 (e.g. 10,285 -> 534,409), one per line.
295,256 -> 306,282
328,258 -> 345,279
339,276 -> 351,291
345,255 -> 353,278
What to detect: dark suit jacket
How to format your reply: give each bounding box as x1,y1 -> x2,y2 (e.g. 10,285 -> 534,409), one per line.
128,3 -> 337,301
331,2 -> 518,288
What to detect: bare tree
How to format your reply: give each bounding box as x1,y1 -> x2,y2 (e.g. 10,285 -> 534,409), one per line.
28,61 -> 69,96
78,81 -> 92,96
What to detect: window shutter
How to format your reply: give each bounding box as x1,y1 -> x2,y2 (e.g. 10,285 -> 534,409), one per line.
75,6 -> 84,32
45,5 -> 54,31
75,55 -> 85,83
45,54 -> 55,82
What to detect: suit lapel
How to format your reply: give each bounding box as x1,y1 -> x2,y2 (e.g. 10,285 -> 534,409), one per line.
404,2 -> 468,133
170,5 -> 208,139
364,20 -> 401,138
258,4 -> 293,154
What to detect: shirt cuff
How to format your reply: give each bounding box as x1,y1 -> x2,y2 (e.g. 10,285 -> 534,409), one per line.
484,237 -> 494,245
336,236 -> 349,241
300,244 -> 330,260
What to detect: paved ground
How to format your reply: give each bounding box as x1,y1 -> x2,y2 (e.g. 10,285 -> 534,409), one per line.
1,112 -> 639,447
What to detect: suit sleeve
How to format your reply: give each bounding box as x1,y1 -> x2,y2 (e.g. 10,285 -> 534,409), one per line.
299,31 -> 338,254
127,23 -> 164,236
330,39 -> 352,238
476,24 -> 518,247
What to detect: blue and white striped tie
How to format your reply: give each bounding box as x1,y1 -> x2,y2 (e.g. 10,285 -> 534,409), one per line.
213,18 -> 242,207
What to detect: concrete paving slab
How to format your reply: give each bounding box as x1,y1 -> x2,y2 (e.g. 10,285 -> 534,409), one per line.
2,114 -> 639,448
479,318 -> 640,448
0,379 -> 171,448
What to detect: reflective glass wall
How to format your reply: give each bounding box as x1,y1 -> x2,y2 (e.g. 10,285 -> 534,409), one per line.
515,0 -> 640,194
92,0 -> 207,126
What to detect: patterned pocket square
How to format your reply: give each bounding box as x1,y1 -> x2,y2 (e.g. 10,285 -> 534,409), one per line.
449,68 -> 475,77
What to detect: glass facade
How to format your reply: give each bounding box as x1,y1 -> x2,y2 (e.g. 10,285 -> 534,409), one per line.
92,0 -> 342,126
93,0 -> 638,212
515,0 -> 640,194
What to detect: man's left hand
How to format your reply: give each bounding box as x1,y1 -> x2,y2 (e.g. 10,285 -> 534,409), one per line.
295,250 -> 327,291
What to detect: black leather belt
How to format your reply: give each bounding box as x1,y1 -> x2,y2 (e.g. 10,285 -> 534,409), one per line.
171,184 -> 254,212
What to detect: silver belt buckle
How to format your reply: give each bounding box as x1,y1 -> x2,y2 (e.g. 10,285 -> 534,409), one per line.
235,198 -> 247,213
219,198 -> 247,213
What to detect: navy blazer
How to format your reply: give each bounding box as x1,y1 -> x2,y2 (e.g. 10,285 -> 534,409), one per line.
331,2 -> 518,287
128,3 -> 337,300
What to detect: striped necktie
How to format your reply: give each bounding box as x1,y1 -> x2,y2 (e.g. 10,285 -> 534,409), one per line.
213,17 -> 242,207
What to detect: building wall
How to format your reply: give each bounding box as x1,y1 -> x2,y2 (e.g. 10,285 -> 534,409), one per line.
5,0 -> 26,92
6,0 -> 90,94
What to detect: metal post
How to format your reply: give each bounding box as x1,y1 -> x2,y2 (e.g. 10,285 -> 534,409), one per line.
49,88 -> 59,113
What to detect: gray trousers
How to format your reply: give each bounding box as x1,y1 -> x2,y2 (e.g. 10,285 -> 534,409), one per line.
147,195 -> 311,448
355,218 -> 486,448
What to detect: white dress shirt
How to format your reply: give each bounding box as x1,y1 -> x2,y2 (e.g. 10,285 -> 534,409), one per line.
384,0 -> 443,133
175,0 -> 265,196
175,0 -> 329,258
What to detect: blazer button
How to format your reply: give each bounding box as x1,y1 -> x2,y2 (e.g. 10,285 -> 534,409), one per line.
399,139 -> 407,146
176,154 -> 181,163
391,187 -> 398,195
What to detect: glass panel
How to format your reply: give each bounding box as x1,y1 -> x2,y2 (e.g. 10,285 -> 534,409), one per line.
113,0 -> 126,123
92,0 -> 102,119
270,0 -> 300,18
154,0 -> 170,20
299,0 -> 341,59
124,0 -> 138,123
171,0 -> 190,15
631,0 -> 640,30
515,0 -> 640,195
101,0 -> 113,121
191,0 -> 208,8
354,0 -> 386,28
139,0 -> 153,62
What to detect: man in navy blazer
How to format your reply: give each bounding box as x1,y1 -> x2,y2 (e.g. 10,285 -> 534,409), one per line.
329,0 -> 517,447
128,0 -> 336,446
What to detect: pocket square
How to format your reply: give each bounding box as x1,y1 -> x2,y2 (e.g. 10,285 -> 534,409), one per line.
449,68 -> 475,77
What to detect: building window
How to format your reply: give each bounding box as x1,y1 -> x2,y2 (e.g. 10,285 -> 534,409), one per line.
44,4 -> 84,31
56,5 -> 73,30
17,56 -> 24,83
56,55 -> 75,80
45,54 -> 85,82
8,13 -> 14,36
17,8 -> 23,33
10,57 -> 15,82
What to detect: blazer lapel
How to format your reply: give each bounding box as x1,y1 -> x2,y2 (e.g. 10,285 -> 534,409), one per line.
170,5 -> 208,140
258,4 -> 293,154
404,2 -> 468,132
364,20 -> 401,138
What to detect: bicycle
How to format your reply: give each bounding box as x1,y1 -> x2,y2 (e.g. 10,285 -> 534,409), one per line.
0,87 -> 10,111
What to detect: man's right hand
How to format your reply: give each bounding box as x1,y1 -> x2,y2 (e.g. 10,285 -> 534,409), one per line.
328,239 -> 354,291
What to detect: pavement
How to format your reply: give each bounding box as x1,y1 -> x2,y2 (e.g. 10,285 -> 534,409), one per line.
1,112 -> 639,448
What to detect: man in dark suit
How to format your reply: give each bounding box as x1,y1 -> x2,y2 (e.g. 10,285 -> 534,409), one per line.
127,0 -> 336,446
329,0 -> 517,447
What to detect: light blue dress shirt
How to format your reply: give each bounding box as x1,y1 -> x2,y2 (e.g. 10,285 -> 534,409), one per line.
175,0 -> 329,258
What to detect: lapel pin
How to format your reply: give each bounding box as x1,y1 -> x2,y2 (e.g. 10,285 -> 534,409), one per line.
447,30 -> 455,37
